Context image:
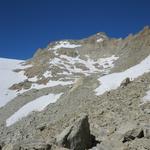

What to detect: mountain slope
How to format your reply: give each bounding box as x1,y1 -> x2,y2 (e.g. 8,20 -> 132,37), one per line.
0,26 -> 150,150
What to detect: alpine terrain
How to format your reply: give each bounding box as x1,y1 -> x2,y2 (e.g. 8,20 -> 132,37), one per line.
0,26 -> 150,150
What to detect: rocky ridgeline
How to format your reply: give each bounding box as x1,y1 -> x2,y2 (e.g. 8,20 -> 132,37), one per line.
0,26 -> 150,150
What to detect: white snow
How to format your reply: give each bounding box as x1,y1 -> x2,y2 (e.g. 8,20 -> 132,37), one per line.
0,58 -> 29,107
43,71 -> 52,78
31,80 -> 73,89
142,90 -> 150,104
28,76 -> 38,82
6,93 -> 63,126
95,55 -> 150,95
97,38 -> 104,42
49,41 -> 81,50
97,55 -> 118,69
50,55 -> 118,76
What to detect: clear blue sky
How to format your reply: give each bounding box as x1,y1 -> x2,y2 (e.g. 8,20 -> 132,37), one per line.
0,0 -> 150,59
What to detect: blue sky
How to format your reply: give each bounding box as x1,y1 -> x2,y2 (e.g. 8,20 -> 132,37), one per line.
0,0 -> 150,59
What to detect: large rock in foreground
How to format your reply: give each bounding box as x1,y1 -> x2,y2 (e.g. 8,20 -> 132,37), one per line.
56,114 -> 92,150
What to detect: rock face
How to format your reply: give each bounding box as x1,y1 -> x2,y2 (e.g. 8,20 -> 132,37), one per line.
56,114 -> 92,150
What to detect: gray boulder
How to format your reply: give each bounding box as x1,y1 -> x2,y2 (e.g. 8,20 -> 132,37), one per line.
121,128 -> 144,143
2,143 -> 21,150
56,114 -> 92,150
2,143 -> 14,150
2,139 -> 52,150
95,139 -> 125,150
19,140 -> 51,150
143,125 -> 150,139
120,77 -> 131,88
0,142 -> 4,150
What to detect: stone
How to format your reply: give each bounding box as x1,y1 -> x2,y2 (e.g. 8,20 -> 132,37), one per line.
2,143 -> 19,150
18,139 -> 51,150
56,125 -> 73,147
36,123 -> 47,131
56,114 -> 92,150
2,144 -> 14,150
9,79 -> 32,91
96,139 -> 125,150
143,125 -> 150,139
120,77 -> 131,88
122,128 -> 144,143
0,142 -> 4,150
51,145 -> 69,150
97,127 -> 108,141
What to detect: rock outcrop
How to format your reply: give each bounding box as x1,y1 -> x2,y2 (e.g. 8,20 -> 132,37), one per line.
122,128 -> 144,143
56,114 -> 92,150
120,77 -> 131,88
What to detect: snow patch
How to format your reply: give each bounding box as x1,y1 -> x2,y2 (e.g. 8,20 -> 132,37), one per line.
6,93 -> 63,126
0,58 -> 28,107
43,71 -> 52,78
49,41 -> 81,50
97,38 -> 104,42
97,55 -> 118,69
31,80 -> 73,89
95,55 -> 150,95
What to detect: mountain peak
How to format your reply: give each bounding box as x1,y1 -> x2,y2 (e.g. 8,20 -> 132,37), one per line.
137,25 -> 150,36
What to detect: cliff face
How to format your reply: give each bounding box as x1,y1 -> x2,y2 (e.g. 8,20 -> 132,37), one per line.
0,26 -> 150,150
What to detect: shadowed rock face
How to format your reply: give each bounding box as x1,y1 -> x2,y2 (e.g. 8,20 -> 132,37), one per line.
56,114 -> 92,150
0,26 -> 150,150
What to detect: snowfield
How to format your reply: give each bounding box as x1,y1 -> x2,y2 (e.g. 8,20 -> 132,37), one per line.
0,58 -> 30,107
49,41 -> 81,50
95,55 -> 150,95
6,93 -> 63,126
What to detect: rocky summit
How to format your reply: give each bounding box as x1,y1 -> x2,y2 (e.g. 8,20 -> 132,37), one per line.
0,26 -> 150,150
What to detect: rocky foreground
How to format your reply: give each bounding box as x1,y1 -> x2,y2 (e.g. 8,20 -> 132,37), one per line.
0,26 -> 150,150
